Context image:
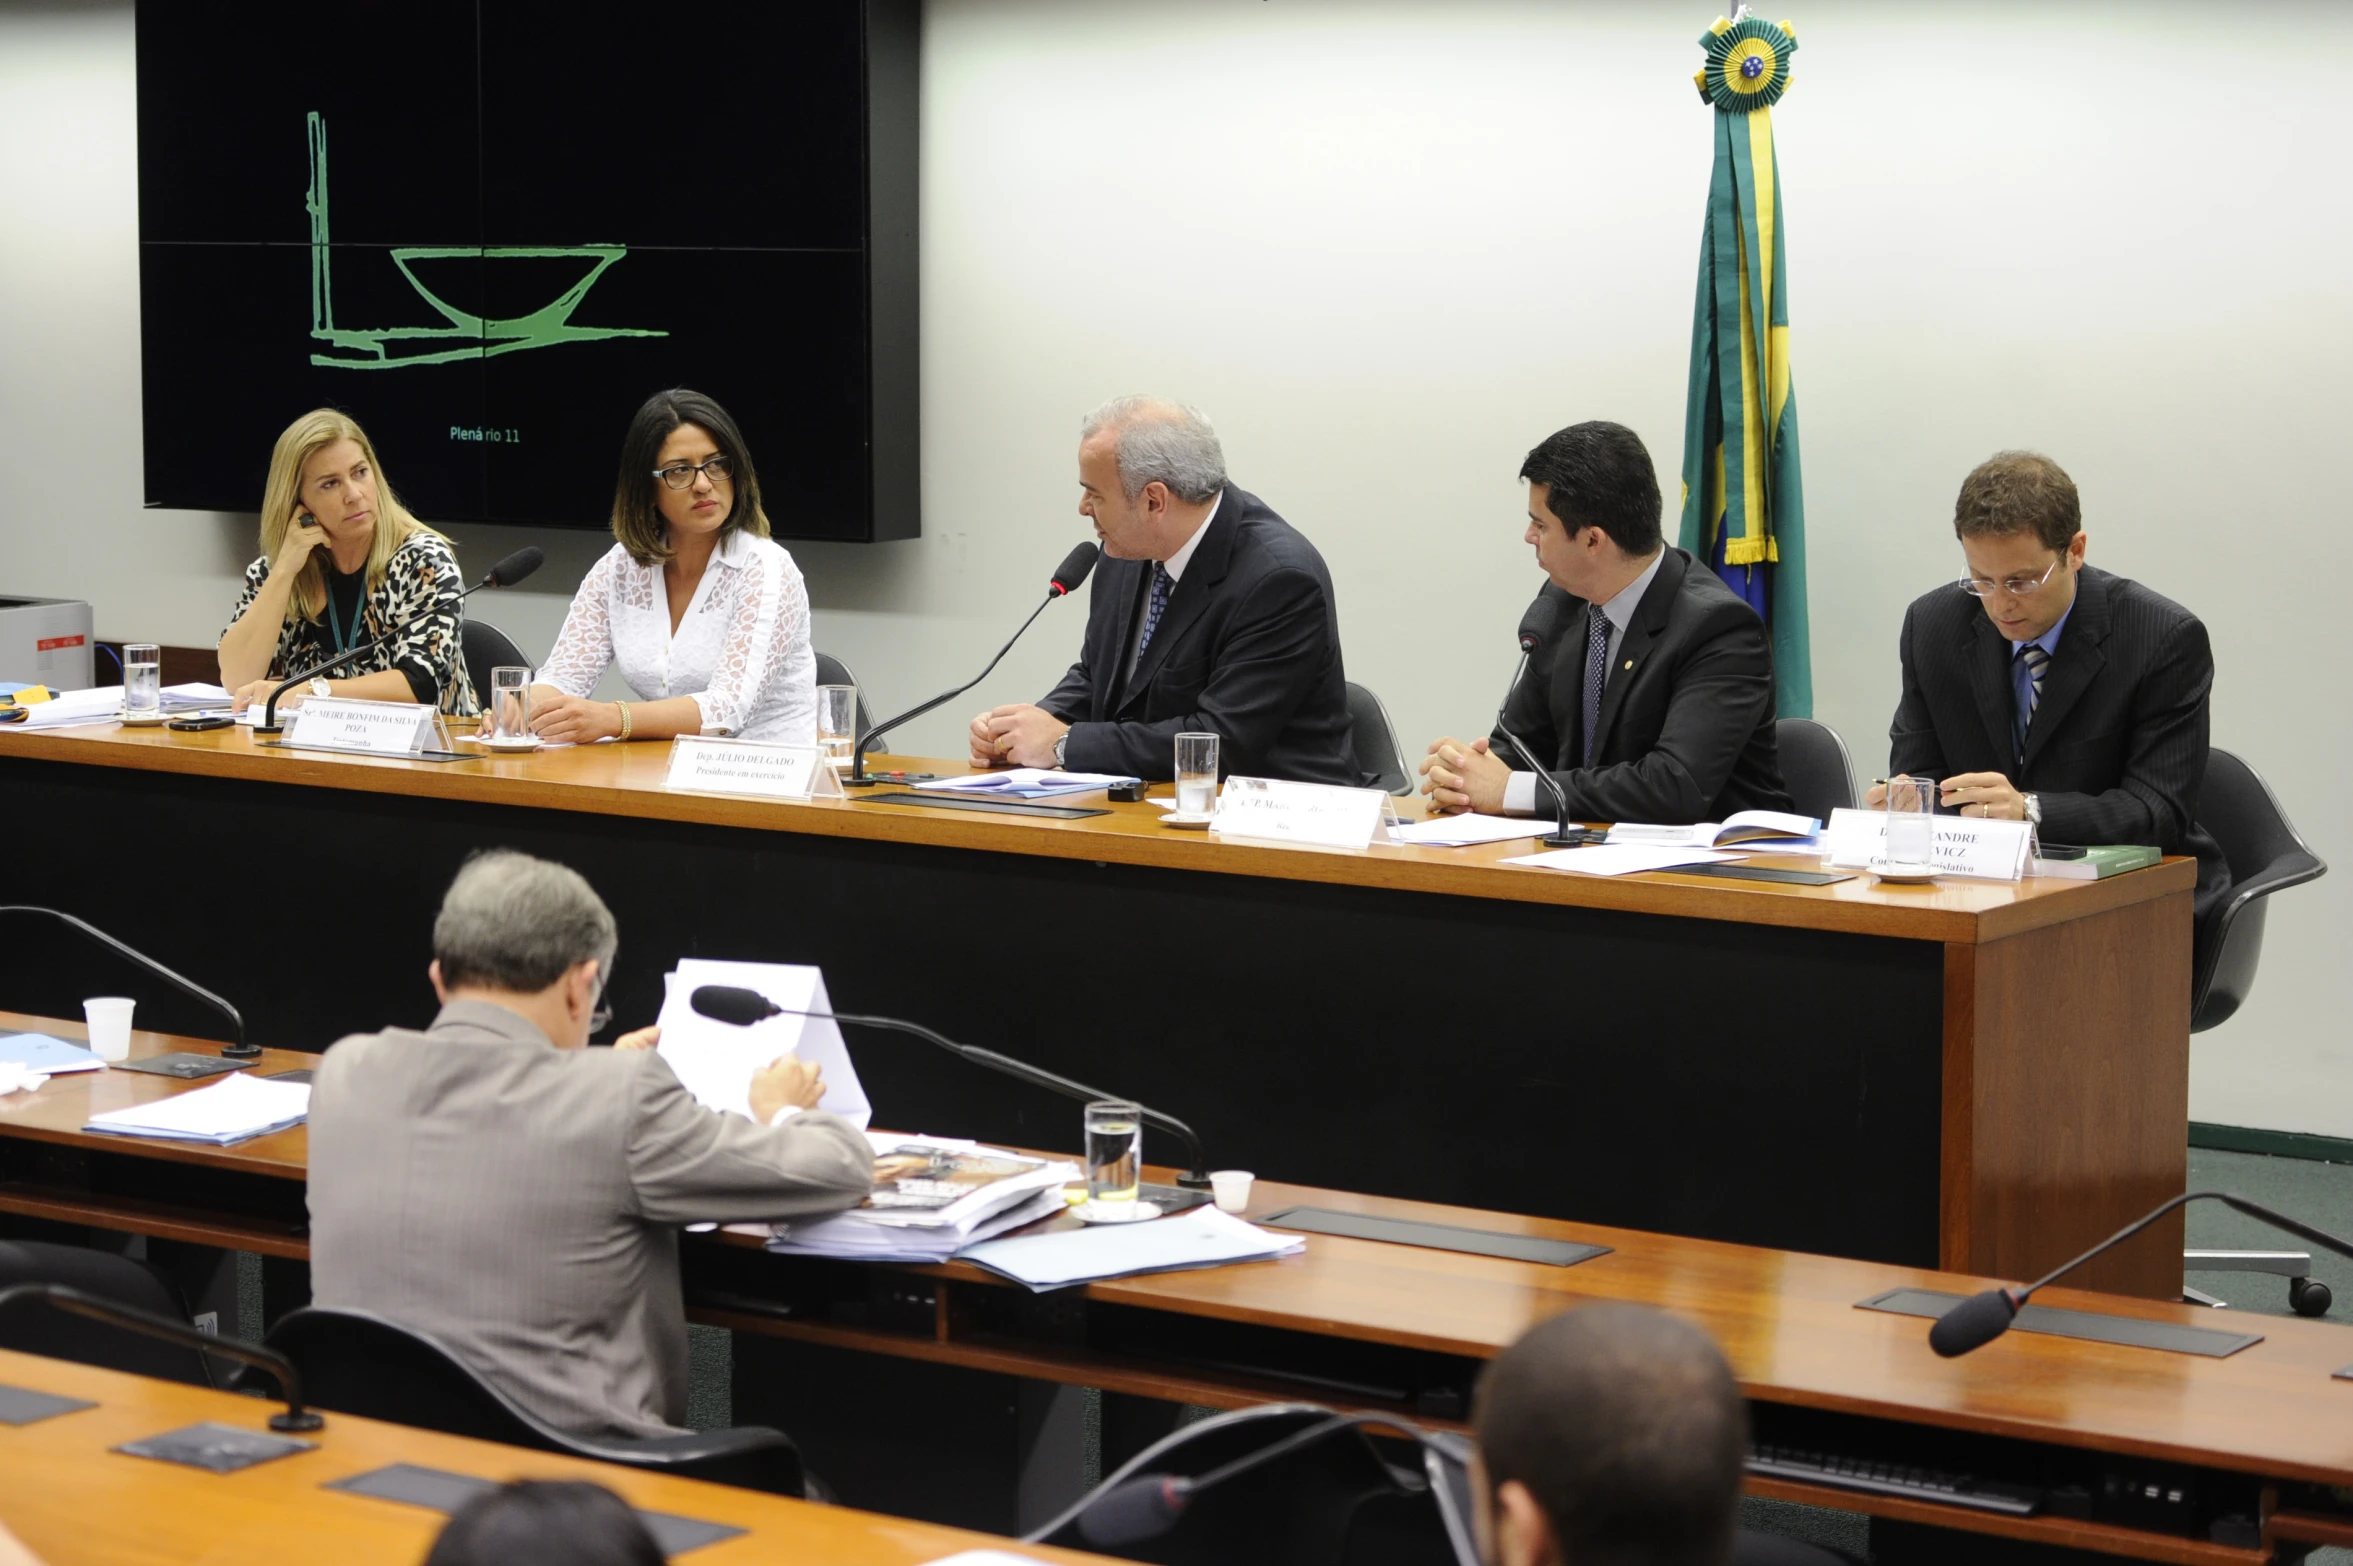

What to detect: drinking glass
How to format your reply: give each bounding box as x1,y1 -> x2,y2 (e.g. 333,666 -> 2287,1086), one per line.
1883,774 -> 1936,867
1085,1099 -> 1143,1210
484,666 -> 532,741
1173,732 -> 1219,816
817,684 -> 858,769
122,644 -> 161,720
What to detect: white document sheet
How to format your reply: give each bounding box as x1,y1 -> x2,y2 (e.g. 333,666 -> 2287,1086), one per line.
959,1204 -> 1305,1291
1390,814 -> 1543,847
654,959 -> 871,1128
84,1072 -> 309,1144
1502,845 -> 1745,877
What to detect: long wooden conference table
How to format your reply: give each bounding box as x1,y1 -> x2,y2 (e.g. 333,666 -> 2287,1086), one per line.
0,1347 -> 1119,1565
0,1020 -> 2345,1565
0,721 -> 2191,1297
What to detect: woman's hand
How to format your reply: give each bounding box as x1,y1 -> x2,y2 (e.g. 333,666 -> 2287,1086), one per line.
230,676 -> 305,715
271,508 -> 329,579
530,694 -> 624,745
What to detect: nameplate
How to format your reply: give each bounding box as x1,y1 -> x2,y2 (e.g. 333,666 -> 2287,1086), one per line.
664,737 -> 840,801
281,698 -> 440,757
1823,808 -> 2032,881
1211,776 -> 1387,849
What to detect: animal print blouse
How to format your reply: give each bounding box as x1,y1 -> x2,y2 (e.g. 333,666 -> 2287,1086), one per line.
226,532 -> 478,716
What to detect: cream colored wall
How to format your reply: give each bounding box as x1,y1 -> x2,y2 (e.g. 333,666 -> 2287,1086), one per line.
3,0 -> 2346,1132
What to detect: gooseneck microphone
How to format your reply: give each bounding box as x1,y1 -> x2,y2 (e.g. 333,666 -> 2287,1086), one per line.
256,545 -> 547,733
688,984 -> 1212,1189
0,1282 -> 323,1431
1491,592 -> 1588,849
1078,1412 -> 1429,1546
1928,1190 -> 2353,1358
1,905 -> 252,1059
845,542 -> 1102,785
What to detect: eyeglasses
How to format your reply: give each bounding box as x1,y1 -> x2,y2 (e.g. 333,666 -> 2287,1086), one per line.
1959,557 -> 2062,598
652,456 -> 732,490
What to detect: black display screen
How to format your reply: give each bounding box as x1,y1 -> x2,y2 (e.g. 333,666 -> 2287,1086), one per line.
136,1 -> 910,540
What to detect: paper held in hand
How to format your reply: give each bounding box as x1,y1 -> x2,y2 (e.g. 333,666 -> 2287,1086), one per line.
1210,775 -> 1388,849
281,698 -> 449,757
664,737 -> 843,801
653,959 -> 871,1127
1822,808 -> 2032,881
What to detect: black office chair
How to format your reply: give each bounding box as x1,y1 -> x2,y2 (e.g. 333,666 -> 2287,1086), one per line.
2179,748 -> 2331,1313
813,650 -> 874,737
1774,717 -> 1855,822
0,1239 -> 218,1386
265,1306 -> 808,1495
1346,682 -> 1413,797
1027,1403 -> 1468,1566
460,617 -> 534,705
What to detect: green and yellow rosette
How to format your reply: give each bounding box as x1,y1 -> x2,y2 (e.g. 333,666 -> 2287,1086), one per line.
1694,15 -> 1797,112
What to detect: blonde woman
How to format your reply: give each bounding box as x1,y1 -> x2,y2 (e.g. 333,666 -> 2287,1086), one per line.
220,409 -> 477,716
530,389 -> 814,745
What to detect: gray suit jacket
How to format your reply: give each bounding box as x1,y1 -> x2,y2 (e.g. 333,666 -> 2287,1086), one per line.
307,1000 -> 874,1439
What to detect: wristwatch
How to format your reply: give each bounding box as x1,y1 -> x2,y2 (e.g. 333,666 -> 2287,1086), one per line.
2021,793 -> 2042,827
1052,731 -> 1069,767
308,678 -> 332,698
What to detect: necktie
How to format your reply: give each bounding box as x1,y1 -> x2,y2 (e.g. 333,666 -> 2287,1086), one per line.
1136,565 -> 1175,657
1581,608 -> 1610,769
2014,642 -> 2050,766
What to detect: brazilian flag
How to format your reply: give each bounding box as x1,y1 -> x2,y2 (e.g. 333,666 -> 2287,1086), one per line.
1677,15 -> 1810,717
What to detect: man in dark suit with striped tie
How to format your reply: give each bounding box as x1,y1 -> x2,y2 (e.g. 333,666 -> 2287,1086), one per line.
1875,451 -> 2229,917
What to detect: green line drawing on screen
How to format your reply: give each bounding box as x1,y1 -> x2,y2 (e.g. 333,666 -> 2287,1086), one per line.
306,113 -> 665,369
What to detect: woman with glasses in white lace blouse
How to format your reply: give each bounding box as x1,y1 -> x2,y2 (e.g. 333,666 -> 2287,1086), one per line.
529,389 -> 817,747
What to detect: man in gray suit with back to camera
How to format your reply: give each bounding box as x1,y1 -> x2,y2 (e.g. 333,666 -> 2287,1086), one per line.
307,850 -> 875,1440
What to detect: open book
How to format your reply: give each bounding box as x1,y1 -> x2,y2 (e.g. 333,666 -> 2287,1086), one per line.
1605,811 -> 1821,849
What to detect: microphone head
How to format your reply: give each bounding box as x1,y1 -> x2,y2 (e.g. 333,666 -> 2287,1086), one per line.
689,985 -> 782,1027
1516,588 -> 1565,654
486,546 -> 545,587
1050,542 -> 1101,597
1928,1288 -> 2021,1358
1078,1474 -> 1193,1547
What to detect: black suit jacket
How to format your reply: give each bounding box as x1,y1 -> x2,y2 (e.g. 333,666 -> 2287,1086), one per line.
1889,564 -> 2228,917
1041,487 -> 1358,785
1492,548 -> 1794,823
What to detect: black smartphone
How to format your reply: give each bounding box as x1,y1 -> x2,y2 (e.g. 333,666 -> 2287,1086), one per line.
168,715 -> 235,731
297,510 -> 318,528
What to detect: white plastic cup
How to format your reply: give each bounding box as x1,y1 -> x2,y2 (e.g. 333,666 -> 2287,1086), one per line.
1209,1170 -> 1255,1214
83,996 -> 135,1063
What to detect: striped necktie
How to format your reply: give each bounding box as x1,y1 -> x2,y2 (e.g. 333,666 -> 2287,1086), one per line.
1136,564 -> 1175,657
1581,608 -> 1610,769
2014,641 -> 2050,766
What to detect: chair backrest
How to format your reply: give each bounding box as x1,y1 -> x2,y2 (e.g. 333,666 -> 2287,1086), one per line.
0,1240 -> 216,1386
1027,1403 -> 1465,1566
813,650 -> 874,737
2191,748 -> 2327,1031
1774,718 -> 1855,822
1345,682 -> 1413,797
460,617 -> 534,705
266,1306 -> 804,1495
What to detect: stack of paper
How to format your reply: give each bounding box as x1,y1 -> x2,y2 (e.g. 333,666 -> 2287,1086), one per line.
0,1033 -> 105,1075
767,1133 -> 1079,1262
1605,811 -> 1821,849
1390,814 -> 1542,848
653,959 -> 871,1128
84,1072 -> 307,1145
959,1205 -> 1306,1292
1502,844 -> 1744,877
913,769 -> 1139,800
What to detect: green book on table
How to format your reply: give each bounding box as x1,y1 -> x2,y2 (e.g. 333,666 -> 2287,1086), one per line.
2032,844 -> 2163,880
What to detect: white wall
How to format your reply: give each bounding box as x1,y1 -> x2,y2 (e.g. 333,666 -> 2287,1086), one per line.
3,0 -> 2346,1132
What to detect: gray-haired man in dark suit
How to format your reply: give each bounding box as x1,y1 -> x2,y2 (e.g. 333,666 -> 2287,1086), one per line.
307,851 -> 873,1439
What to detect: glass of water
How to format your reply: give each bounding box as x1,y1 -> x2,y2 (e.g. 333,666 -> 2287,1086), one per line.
1883,774 -> 1937,867
1085,1098 -> 1143,1211
1173,732 -> 1219,816
484,666 -> 532,741
122,643 -> 161,721
817,684 -> 858,769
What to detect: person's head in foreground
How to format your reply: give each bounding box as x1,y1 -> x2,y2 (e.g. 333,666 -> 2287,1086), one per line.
1473,1303 -> 1747,1566
429,849 -> 619,1050
423,1479 -> 664,1566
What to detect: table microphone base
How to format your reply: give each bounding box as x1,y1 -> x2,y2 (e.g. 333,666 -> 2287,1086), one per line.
1540,829 -> 1606,848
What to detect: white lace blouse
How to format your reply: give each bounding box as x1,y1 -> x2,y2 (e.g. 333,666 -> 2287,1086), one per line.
539,531 -> 817,744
